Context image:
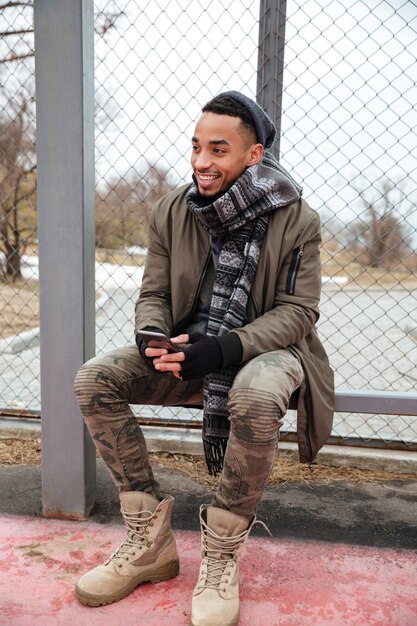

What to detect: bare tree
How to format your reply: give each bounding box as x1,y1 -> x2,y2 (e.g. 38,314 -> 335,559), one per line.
0,1 -> 126,280
0,96 -> 36,281
95,165 -> 176,250
0,1 -> 34,66
0,1 -> 125,65
349,178 -> 414,269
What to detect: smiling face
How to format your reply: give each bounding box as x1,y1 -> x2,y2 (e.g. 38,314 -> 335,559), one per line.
191,112 -> 263,198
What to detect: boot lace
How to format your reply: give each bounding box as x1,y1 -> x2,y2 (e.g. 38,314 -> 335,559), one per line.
200,518 -> 271,591
108,508 -> 156,566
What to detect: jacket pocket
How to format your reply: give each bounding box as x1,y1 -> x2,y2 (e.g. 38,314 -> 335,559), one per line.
285,245 -> 304,295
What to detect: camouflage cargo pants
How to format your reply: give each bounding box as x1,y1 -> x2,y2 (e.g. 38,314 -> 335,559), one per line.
74,345 -> 303,519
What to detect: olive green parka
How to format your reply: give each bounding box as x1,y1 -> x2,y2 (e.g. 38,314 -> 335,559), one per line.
135,183 -> 334,463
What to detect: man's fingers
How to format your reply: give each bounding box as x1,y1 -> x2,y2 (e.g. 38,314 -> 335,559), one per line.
145,347 -> 168,357
157,351 -> 185,363
171,333 -> 189,345
154,360 -> 182,373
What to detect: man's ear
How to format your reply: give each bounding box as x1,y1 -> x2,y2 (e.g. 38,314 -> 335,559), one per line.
247,143 -> 264,166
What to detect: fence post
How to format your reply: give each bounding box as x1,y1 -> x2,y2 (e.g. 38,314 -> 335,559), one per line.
257,0 -> 287,160
34,0 -> 96,519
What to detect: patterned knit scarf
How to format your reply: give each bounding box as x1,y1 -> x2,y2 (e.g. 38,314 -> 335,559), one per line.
186,152 -> 302,475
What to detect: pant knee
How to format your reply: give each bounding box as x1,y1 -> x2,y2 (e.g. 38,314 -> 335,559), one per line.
228,389 -> 283,445
74,359 -> 127,422
227,350 -> 303,445
74,361 -> 102,401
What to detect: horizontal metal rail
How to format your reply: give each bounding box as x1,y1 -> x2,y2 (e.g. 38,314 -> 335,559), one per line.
2,389 -> 417,420
2,389 -> 417,453
334,390 -> 417,416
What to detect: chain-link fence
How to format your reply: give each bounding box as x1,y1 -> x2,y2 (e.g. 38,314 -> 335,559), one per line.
0,1 -> 38,413
1,0 -> 416,447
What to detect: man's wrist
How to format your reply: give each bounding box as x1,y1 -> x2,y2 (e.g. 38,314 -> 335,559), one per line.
216,332 -> 243,367
136,325 -> 164,336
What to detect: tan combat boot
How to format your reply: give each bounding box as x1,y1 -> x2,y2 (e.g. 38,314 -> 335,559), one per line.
190,505 -> 256,626
75,492 -> 179,606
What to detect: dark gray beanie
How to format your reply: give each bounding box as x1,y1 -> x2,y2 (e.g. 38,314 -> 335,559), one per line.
216,90 -> 276,148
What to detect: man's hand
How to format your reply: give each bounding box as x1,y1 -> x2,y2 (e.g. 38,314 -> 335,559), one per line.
154,333 -> 223,380
135,327 -> 179,374
180,333 -> 223,380
150,333 -> 188,379
151,331 -> 242,381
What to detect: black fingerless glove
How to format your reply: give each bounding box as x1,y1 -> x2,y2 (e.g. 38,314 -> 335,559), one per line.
135,326 -> 164,373
180,332 -> 243,381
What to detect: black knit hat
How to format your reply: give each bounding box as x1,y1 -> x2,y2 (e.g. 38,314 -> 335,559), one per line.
216,90 -> 276,148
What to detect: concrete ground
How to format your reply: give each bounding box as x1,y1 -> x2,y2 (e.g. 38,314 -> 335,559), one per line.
1,457 -> 417,625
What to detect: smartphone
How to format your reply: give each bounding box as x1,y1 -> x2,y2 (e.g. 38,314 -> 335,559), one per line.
136,330 -> 180,352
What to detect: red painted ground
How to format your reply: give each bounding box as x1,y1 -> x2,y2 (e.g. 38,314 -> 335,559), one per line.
0,515 -> 416,626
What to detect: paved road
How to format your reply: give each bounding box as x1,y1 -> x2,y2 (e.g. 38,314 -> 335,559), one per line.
2,458 -> 417,549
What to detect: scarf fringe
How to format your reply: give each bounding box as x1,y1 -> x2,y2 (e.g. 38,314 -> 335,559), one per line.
203,437 -> 229,476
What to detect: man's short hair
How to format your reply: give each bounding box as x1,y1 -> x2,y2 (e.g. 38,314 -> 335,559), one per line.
202,91 -> 276,148
202,94 -> 258,146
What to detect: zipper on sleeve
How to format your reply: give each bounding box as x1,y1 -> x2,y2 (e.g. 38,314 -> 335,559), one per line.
285,244 -> 304,295
306,392 -> 315,466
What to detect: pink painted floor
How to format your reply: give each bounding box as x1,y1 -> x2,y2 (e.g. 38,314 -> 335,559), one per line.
1,515 -> 417,626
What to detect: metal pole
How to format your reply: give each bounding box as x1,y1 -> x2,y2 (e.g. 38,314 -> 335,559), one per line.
257,0 -> 287,159
34,0 -> 96,519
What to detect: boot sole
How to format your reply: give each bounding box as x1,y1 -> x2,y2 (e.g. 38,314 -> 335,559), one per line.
190,613 -> 239,626
75,558 -> 180,607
